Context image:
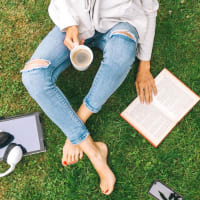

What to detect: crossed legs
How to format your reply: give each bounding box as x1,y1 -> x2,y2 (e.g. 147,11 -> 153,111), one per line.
21,22 -> 138,195
21,59 -> 116,195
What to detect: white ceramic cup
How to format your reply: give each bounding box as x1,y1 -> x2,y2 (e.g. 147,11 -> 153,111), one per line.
70,43 -> 93,71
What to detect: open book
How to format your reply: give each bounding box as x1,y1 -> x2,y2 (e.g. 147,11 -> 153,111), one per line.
120,68 -> 200,147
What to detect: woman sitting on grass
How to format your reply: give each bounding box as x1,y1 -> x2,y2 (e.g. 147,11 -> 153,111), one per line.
20,0 -> 158,195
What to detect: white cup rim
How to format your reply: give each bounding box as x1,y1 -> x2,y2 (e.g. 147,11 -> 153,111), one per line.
70,45 -> 93,71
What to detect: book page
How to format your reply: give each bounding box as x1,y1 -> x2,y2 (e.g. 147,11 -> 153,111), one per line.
154,69 -> 200,121
121,98 -> 175,146
121,68 -> 200,147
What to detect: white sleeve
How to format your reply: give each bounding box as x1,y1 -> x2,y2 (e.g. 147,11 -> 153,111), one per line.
136,0 -> 159,61
48,0 -> 79,32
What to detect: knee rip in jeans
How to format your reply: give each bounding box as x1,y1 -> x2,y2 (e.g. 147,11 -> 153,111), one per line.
110,30 -> 137,42
21,59 -> 51,72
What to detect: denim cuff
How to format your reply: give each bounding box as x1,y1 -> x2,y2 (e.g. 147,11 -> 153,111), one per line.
70,131 -> 90,145
83,97 -> 101,113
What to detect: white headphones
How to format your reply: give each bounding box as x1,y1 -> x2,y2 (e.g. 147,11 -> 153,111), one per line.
0,130 -> 24,178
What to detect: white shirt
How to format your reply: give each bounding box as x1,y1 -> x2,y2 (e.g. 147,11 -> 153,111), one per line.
48,0 -> 159,61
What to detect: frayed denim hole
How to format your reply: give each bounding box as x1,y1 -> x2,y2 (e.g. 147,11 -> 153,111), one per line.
110,33 -> 137,44
109,29 -> 138,45
20,59 -> 51,73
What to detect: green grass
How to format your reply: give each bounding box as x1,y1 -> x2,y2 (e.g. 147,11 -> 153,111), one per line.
0,0 -> 199,199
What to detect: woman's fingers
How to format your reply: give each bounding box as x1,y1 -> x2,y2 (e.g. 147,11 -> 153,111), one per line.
136,82 -> 145,104
135,82 -> 139,96
64,35 -> 80,50
64,37 -> 74,51
144,85 -> 150,103
139,84 -> 145,104
80,38 -> 85,45
64,25 -> 80,51
149,85 -> 153,103
152,80 -> 158,95
72,34 -> 79,44
136,81 -> 156,104
135,67 -> 157,104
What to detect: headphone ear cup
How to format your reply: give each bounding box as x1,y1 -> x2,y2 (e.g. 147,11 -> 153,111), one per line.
0,131 -> 14,149
3,143 -> 17,163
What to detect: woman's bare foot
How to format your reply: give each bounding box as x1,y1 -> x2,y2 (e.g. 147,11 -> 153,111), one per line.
61,138 -> 100,166
89,142 -> 116,195
62,138 -> 83,166
62,103 -> 93,166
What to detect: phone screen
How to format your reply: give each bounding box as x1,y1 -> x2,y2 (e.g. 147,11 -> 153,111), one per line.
148,180 -> 184,200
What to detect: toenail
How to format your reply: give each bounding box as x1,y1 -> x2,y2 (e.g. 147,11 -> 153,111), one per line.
105,190 -> 109,193
63,161 -> 67,165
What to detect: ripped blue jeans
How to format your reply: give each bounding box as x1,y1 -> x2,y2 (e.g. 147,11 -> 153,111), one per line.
20,22 -> 138,145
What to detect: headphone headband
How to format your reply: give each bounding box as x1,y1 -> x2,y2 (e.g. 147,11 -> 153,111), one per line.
0,143 -> 23,178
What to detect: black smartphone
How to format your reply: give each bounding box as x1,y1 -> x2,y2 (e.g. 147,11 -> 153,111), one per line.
148,180 -> 184,200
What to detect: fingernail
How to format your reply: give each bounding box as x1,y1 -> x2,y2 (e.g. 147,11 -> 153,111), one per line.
63,161 -> 67,166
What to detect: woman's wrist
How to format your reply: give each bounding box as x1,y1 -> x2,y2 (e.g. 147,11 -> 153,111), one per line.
138,60 -> 151,72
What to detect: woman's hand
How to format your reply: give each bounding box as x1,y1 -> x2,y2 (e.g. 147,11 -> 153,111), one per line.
135,61 -> 157,104
64,25 -> 84,51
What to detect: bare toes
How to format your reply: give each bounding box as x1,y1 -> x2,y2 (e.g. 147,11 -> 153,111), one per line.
75,152 -> 79,161
71,160 -> 78,165
62,153 -> 68,166
71,154 -> 75,163
100,184 -> 107,194
79,151 -> 83,159
62,160 -> 68,166
105,187 -> 113,195
101,185 -> 113,195
67,154 -> 72,165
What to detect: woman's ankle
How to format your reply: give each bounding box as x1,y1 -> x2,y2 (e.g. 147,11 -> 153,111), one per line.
77,103 -> 93,123
77,136 -> 99,157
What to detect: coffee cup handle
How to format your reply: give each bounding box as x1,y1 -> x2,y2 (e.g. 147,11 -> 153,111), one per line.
73,42 -> 79,49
